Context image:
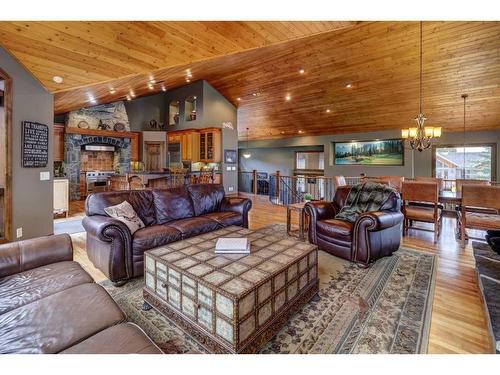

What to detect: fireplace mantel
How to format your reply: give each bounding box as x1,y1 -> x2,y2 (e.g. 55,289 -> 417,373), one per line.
65,127 -> 135,139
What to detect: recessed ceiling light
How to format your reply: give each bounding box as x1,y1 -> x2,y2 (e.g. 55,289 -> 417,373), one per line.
148,83 -> 154,90
52,76 -> 64,84
87,94 -> 96,104
237,97 -> 241,101
299,69 -> 305,74
126,95 -> 132,101
285,94 -> 291,101
109,88 -> 116,94
252,92 -> 261,97
298,130 -> 304,134
346,83 -> 353,88
326,109 -> 331,113
186,78 -> 191,83
186,71 -> 192,78
281,131 -> 285,134
130,91 -> 136,98
161,85 -> 167,92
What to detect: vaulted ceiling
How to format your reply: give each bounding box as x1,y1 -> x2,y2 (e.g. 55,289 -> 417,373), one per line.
0,21 -> 499,140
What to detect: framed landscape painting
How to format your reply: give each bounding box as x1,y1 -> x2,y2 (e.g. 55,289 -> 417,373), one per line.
333,139 -> 404,166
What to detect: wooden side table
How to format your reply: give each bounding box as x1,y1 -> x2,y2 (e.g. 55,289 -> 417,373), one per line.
286,202 -> 309,241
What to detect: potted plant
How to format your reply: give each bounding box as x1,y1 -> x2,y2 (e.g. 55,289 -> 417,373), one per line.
303,193 -> 313,202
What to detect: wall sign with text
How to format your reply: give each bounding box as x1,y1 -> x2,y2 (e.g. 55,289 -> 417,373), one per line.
22,121 -> 49,168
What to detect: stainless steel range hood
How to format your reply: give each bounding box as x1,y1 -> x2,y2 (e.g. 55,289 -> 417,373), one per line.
83,144 -> 115,152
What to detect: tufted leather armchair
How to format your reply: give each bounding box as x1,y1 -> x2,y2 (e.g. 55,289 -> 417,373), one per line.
305,186 -> 404,267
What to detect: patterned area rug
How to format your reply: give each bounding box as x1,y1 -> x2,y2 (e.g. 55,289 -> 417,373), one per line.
101,224 -> 436,354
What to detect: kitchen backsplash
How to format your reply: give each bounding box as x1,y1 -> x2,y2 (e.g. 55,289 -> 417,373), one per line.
81,150 -> 114,171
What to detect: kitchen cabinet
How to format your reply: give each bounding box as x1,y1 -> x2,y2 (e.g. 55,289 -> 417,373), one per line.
167,130 -> 200,162
53,179 -> 69,217
199,128 -> 221,163
130,132 -> 141,162
53,124 -> 65,162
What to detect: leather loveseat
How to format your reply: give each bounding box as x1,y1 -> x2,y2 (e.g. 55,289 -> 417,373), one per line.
0,234 -> 161,354
83,184 -> 252,285
305,185 -> 404,267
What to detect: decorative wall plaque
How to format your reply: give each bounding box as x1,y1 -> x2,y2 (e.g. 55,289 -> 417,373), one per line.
22,121 -> 49,168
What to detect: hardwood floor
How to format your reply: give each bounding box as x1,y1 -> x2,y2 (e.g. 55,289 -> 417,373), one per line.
66,193 -> 493,354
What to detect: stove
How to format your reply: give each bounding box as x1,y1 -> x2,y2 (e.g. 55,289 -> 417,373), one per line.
85,170 -> 116,195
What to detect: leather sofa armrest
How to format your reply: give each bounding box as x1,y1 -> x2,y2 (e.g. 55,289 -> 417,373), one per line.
220,197 -> 253,228
82,215 -> 132,243
355,211 -> 404,231
0,234 -> 73,279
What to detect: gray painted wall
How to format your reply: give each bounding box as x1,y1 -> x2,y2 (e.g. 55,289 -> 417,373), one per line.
0,46 -> 54,240
238,129 -> 500,180
239,146 -> 323,176
125,93 -> 166,132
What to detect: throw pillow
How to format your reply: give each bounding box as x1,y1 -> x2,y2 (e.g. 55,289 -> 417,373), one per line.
104,200 -> 145,234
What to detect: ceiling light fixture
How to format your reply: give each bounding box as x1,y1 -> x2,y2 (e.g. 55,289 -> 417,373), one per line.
148,83 -> 154,90
326,109 -> 331,113
237,97 -> 241,101
346,83 -> 353,89
161,85 -> 167,92
130,91 -> 136,98
109,88 -> 116,94
52,76 -> 64,84
298,130 -> 304,134
401,21 -> 441,152
299,69 -> 305,74
242,127 -> 252,159
285,94 -> 291,101
126,95 -> 132,101
87,94 -> 96,104
186,78 -> 191,83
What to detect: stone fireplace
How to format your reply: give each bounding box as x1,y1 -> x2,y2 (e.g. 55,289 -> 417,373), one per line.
65,134 -> 131,200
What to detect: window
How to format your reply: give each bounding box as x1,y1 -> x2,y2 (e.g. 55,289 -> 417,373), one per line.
433,144 -> 496,181
295,151 -> 324,171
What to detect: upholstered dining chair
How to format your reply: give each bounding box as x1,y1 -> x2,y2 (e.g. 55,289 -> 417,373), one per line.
362,176 -> 404,192
460,185 -> 500,247
402,181 -> 442,243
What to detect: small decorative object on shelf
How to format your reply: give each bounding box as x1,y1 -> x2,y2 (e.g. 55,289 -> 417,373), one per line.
173,113 -> 180,124
304,193 -> 313,202
149,119 -> 158,129
190,110 -> 197,121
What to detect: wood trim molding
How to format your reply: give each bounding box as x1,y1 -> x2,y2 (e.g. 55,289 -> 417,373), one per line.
65,127 -> 135,138
0,67 -> 12,242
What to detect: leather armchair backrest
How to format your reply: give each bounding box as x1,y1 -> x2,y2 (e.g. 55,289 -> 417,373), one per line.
85,190 -> 157,226
186,184 -> 226,216
334,184 -> 401,212
153,186 -> 195,224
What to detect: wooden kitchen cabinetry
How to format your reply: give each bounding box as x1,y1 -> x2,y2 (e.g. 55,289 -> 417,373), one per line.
199,128 -> 221,163
53,123 -> 65,162
167,130 -> 200,162
130,132 -> 142,162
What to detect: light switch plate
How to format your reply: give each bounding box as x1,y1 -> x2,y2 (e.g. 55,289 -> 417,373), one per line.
226,166 -> 231,171
40,171 -> 50,181
228,186 -> 234,192
231,166 -> 236,171
16,227 -> 23,238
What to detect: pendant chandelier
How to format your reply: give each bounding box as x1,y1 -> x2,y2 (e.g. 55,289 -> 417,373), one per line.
242,127 -> 251,159
401,21 -> 442,151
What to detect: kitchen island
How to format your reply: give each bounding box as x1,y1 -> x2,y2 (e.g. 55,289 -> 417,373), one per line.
108,170 -> 221,191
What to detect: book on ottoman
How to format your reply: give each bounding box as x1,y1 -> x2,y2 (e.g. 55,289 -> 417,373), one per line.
215,237 -> 250,254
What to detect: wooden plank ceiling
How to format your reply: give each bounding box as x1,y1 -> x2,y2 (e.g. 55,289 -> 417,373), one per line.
0,21 -> 499,140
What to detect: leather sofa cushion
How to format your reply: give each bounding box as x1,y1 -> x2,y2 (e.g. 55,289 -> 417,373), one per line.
165,217 -> 222,238
0,261 -> 93,315
404,206 -> 437,222
132,225 -> 182,254
153,187 -> 195,224
0,283 -> 125,354
86,190 -> 157,226
202,211 -> 243,227
61,323 -> 161,354
187,184 -> 225,216
317,219 -> 353,243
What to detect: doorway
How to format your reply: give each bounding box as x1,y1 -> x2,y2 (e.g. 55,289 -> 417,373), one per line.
144,141 -> 165,171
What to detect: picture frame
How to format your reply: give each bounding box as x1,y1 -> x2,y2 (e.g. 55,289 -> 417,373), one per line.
224,149 -> 237,164
333,139 -> 404,166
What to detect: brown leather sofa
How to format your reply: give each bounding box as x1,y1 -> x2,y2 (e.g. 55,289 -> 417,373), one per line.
305,185 -> 404,267
83,184 -> 252,285
0,234 -> 161,354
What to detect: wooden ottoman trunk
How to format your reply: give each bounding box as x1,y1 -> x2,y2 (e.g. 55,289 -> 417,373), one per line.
143,225 -> 319,353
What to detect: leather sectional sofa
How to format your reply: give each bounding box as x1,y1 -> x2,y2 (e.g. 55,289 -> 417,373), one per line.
83,184 -> 252,284
0,233 -> 161,354
305,185 -> 404,267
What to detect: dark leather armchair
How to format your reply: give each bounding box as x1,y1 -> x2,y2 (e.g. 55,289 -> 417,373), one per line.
305,186 -> 404,267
